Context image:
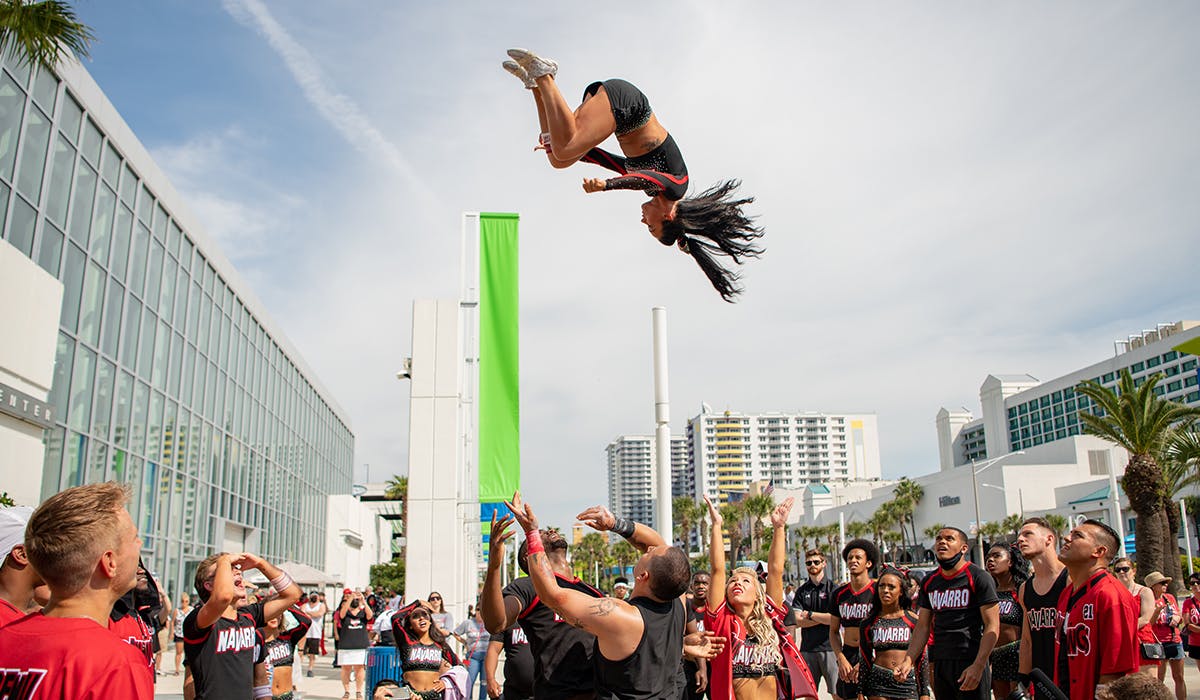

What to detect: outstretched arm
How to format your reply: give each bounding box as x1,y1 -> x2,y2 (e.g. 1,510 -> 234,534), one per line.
766,497 -> 794,604
481,512 -> 523,634
576,504 -> 665,553
704,496 -> 727,611
507,492 -> 641,644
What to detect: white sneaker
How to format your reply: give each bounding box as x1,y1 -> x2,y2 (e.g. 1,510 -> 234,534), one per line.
502,60 -> 536,89
506,48 -> 557,79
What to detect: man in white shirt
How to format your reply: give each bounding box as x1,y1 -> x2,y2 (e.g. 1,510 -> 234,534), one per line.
300,591 -> 327,678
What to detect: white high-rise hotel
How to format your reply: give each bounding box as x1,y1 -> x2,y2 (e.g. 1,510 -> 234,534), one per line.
606,435 -> 688,525
688,408 -> 882,503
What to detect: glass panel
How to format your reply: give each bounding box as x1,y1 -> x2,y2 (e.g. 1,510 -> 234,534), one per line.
100,278 -> 123,358
113,371 -> 133,448
77,260 -> 104,346
88,442 -> 108,483
137,184 -> 152,223
110,204 -> 132,281
59,243 -> 85,331
67,160 -> 97,246
80,119 -> 101,165
16,105 -> 50,201
119,296 -> 141,368
152,203 -> 167,240
152,320 -> 169,390
8,189 -> 40,257
101,141 -> 120,185
173,266 -> 188,330
93,359 -> 115,441
128,222 -> 149,297
131,381 -> 148,455
31,65 -> 58,114
68,345 -> 96,432
137,310 -> 156,379
145,239 -> 163,312
180,343 -> 194,405
90,184 -> 116,266
60,93 -> 82,143
138,458 -> 156,533
147,391 -> 163,464
63,432 -> 86,488
167,220 -> 181,259
43,133 -> 73,225
35,219 -> 63,275
168,333 -> 182,398
119,163 -> 136,204
110,447 -> 128,483
158,256 -> 176,324
47,332 -> 74,421
0,73 -> 25,181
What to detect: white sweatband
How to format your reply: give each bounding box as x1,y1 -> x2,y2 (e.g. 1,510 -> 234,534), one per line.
270,571 -> 293,593
253,684 -> 271,699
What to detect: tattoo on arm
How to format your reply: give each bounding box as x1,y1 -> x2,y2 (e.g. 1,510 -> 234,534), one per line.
589,598 -> 616,617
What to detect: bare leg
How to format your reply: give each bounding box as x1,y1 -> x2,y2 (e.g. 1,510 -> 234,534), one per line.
532,75 -> 615,162
1170,659 -> 1185,700
355,665 -> 365,696
341,665 -> 351,695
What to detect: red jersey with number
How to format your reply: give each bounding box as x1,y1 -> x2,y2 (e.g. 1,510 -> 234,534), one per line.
109,611 -> 155,673
0,598 -> 25,627
0,612 -> 154,699
1055,569 -> 1137,700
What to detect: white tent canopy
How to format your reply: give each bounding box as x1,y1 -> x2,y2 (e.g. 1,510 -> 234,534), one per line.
242,561 -> 340,587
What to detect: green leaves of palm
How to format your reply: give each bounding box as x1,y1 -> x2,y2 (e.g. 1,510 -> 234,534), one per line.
1076,371 -> 1200,457
0,0 -> 94,70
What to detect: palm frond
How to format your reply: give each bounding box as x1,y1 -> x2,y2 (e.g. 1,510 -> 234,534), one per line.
0,0 -> 94,70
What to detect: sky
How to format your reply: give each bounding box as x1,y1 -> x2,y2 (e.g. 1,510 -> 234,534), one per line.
74,2 -> 1200,531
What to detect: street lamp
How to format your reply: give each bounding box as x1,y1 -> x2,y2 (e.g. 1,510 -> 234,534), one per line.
979,483 -> 1023,519
970,451 -> 1025,563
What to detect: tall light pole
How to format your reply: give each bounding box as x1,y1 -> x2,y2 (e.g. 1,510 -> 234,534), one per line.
970,451 -> 1025,563
652,307 -> 673,541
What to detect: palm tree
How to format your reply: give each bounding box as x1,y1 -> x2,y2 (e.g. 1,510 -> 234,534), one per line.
672,496 -> 704,554
610,538 -> 638,579
0,0 -> 94,70
1044,514 -> 1069,543
1076,370 -> 1200,584
741,493 -> 776,558
720,502 -> 746,562
1001,513 -> 1025,543
383,474 -> 408,544
923,523 -> 947,543
1162,427 -> 1200,590
573,532 -> 610,585
893,478 -> 925,553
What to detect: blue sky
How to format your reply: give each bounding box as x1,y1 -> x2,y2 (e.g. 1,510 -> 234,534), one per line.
74,2 -> 1200,530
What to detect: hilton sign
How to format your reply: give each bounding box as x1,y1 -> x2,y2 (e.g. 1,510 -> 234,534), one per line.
0,382 -> 54,429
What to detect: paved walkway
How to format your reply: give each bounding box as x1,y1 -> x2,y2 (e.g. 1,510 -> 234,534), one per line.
154,652 -> 387,700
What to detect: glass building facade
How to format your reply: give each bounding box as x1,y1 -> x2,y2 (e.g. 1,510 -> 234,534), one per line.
0,54 -> 354,594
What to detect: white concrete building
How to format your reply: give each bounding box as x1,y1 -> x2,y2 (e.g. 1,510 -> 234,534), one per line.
606,434 -> 687,526
687,407 -> 882,503
937,321 -> 1200,469
0,239 -> 63,507
324,493 -> 394,591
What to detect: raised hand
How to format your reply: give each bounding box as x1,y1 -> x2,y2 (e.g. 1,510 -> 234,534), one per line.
769,497 -> 794,528
703,495 -> 723,527
505,491 -> 539,532
489,511 -> 515,560
576,505 -> 617,532
582,177 -> 606,193
230,552 -> 264,571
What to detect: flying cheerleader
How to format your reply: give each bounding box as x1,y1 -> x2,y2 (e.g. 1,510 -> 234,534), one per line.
502,48 -> 764,302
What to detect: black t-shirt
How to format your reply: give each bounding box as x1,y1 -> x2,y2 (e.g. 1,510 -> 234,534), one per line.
504,574 -> 604,699
831,579 -> 875,649
183,601 -> 267,700
918,563 -> 999,660
1023,568 -> 1068,683
790,576 -> 837,652
492,625 -> 534,699
338,608 -> 370,650
594,597 -> 685,700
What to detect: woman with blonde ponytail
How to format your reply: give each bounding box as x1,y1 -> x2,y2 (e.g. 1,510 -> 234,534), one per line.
704,495 -> 817,700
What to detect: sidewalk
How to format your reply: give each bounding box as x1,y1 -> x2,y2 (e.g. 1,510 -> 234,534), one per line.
154,654 -> 373,700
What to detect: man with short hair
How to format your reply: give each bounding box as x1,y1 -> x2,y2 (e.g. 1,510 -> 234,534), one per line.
0,482 -> 154,697
301,590 -> 327,677
503,493 -> 721,700
612,578 -> 630,600
790,548 -> 838,695
1054,519 -> 1137,700
0,505 -> 45,626
683,571 -> 711,699
183,551 -> 301,699
1015,516 -> 1068,691
897,526 -> 999,699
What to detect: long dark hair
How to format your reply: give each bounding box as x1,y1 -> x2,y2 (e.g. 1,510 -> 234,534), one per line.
860,567 -> 911,637
659,180 -> 764,302
989,543 -> 1029,589
404,607 -> 449,646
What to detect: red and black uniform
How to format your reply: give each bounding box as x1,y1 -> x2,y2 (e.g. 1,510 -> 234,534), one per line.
490,625 -> 533,700
0,612 -> 154,698
392,600 -> 461,700
830,579 -> 874,699
594,596 -> 686,700
682,602 -> 707,700
183,601 -> 267,700
989,588 -> 1024,681
859,611 -> 928,699
1054,569 -> 1137,700
706,595 -> 818,699
1021,569 -> 1068,684
503,573 -> 604,699
109,596 -> 155,675
0,597 -> 26,627
918,563 -> 998,700
264,606 -> 313,669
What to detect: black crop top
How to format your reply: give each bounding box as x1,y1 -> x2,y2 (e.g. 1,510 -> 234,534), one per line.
392,601 -> 460,674
997,588 -> 1024,628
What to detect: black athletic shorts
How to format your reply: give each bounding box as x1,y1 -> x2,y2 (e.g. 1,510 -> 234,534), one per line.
303,638 -> 321,655
836,645 -> 862,699
930,656 -> 991,700
584,79 -> 652,135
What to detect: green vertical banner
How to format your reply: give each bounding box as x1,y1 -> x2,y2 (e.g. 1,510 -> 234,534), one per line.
478,212 -> 520,515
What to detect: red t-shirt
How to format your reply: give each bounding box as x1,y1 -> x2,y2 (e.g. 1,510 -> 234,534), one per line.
0,597 -> 26,627
1150,593 -> 1182,644
1182,596 -> 1200,647
1056,570 -> 1138,700
0,612 -> 154,699
109,611 -> 156,673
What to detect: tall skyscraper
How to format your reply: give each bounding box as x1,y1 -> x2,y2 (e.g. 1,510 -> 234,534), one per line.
606,434 -> 688,526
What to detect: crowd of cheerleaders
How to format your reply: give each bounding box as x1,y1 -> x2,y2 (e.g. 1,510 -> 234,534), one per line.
0,483 -> 1192,700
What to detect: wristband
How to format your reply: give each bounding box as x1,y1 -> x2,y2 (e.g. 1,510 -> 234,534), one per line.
270,571 -> 294,594
525,529 -> 544,555
253,685 -> 271,699
611,517 -> 636,539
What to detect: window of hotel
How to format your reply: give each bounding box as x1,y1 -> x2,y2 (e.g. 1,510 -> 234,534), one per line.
67,345 -> 96,432
31,66 -> 57,114
89,184 -> 115,266
58,243 -> 85,331
137,311 -> 156,379
1131,361 -> 1145,373
80,119 -> 101,166
67,161 -> 97,246
120,296 -> 141,367
101,141 -> 120,185
60,94 -> 82,142
1146,356 -> 1161,368
44,133 -> 73,225
1167,380 -> 1182,393
1186,376 -> 1198,388
77,260 -> 104,346
110,204 -> 132,280
47,333 -> 73,419
16,105 -> 50,201
1183,359 -> 1198,372
0,73 -> 27,181
93,359 -> 115,441
1102,372 -> 1116,383
118,163 -> 136,203
128,223 -> 149,296
145,239 -> 163,311
35,219 -> 62,274
100,278 -> 123,357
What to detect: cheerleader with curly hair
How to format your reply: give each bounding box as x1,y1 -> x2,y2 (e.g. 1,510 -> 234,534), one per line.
501,48 -> 764,301
985,542 -> 1029,698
